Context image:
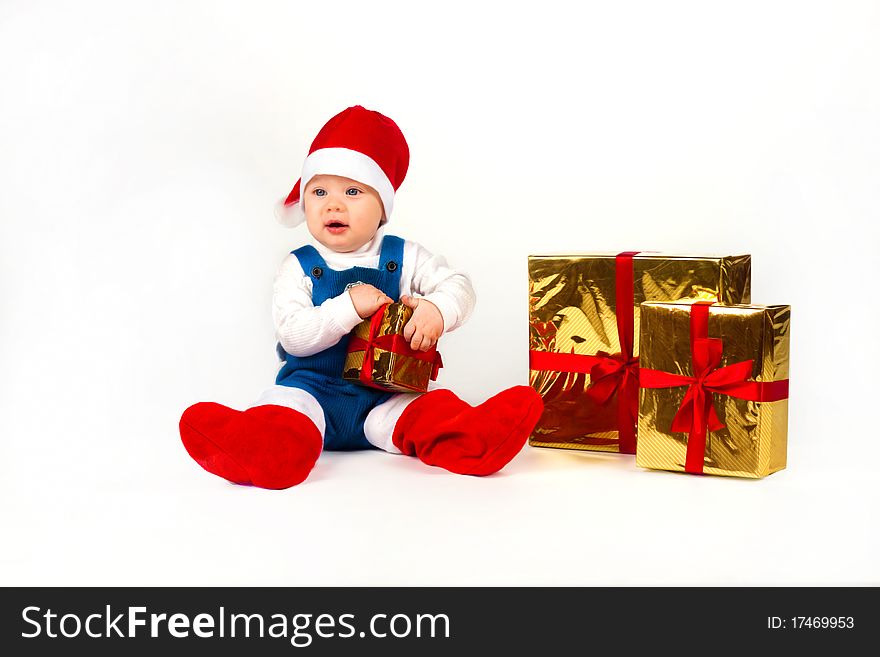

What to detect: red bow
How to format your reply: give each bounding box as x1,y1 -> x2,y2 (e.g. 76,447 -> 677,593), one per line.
348,304 -> 443,388
639,302 -> 789,474
585,349 -> 641,433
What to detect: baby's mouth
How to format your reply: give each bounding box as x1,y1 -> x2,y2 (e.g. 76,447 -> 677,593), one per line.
325,219 -> 349,234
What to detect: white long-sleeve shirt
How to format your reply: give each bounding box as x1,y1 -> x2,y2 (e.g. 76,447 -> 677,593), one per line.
274,227 -> 476,358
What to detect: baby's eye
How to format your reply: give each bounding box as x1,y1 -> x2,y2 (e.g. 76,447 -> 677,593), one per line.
313,188 -> 326,197
345,188 -> 361,196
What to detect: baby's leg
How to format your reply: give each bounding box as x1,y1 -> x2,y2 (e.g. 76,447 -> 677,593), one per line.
250,385 -> 326,440
363,392 -> 421,453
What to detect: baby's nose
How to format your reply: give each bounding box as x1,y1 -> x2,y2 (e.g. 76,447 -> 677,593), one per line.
324,195 -> 345,211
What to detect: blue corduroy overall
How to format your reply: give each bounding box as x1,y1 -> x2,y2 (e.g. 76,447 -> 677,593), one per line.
275,235 -> 404,450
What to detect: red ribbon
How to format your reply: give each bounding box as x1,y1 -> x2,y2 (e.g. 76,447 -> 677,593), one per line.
529,251 -> 641,453
348,303 -> 443,388
639,302 -> 789,474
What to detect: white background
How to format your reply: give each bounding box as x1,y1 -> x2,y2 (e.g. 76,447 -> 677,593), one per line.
1,0 -> 877,585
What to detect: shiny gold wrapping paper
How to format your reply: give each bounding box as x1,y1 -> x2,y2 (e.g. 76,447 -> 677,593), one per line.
636,302 -> 790,478
528,253 -> 751,452
343,303 -> 436,393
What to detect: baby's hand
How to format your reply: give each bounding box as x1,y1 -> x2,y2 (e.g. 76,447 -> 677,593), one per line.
401,295 -> 444,352
349,284 -> 393,319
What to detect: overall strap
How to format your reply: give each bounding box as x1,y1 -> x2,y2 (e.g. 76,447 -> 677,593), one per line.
292,245 -> 329,284
378,235 -> 405,276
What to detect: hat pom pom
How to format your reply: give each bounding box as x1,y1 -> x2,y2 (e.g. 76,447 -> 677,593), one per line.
274,199 -> 306,228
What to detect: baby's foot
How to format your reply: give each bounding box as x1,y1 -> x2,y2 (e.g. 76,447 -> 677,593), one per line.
392,386 -> 544,476
180,403 -> 323,489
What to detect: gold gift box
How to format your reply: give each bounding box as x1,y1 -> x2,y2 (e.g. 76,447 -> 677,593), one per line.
636,301 -> 790,478
528,253 -> 751,452
343,303 -> 439,394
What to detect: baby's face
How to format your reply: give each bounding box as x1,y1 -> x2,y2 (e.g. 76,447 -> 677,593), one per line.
303,175 -> 384,252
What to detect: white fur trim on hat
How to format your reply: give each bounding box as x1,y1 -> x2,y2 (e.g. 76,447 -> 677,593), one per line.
274,196 -> 306,227
275,147 -> 395,228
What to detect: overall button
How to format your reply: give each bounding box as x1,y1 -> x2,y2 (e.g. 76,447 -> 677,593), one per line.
311,266 -> 323,279
385,261 -> 398,272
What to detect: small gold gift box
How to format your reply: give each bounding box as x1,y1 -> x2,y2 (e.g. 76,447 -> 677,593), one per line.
343,303 -> 443,394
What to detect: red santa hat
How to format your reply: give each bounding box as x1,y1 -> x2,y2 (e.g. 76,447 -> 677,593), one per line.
275,105 -> 410,227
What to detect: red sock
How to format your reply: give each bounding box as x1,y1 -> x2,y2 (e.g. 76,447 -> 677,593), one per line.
392,386 -> 544,476
179,402 -> 323,489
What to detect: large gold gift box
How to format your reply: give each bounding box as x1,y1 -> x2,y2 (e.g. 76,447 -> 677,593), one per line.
637,301 -> 790,478
528,253 -> 751,453
343,303 -> 443,394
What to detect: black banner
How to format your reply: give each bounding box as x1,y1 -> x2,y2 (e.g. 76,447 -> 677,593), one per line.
0,587 -> 873,654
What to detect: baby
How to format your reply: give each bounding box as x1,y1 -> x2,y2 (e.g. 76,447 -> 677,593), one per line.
179,106 -> 543,489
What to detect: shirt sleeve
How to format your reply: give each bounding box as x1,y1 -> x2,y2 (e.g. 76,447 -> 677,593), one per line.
272,254 -> 364,357
400,240 -> 477,334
